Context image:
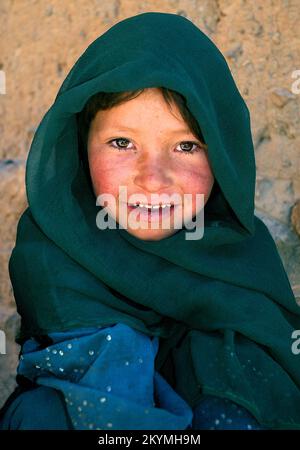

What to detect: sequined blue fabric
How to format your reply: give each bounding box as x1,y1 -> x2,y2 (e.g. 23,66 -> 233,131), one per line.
4,323 -> 193,430
0,323 -> 266,430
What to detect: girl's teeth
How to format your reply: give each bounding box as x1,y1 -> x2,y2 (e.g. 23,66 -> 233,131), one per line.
131,203 -> 172,209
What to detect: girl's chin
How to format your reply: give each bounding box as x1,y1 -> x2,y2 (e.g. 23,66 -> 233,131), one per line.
124,227 -> 178,241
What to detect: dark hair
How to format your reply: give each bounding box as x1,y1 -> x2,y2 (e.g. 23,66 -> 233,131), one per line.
78,86 -> 207,148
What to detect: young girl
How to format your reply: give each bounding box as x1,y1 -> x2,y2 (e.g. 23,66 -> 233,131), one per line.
1,12 -> 300,430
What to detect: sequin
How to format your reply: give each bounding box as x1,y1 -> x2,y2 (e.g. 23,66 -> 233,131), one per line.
106,334 -> 112,341
83,400 -> 88,406
138,358 -> 143,363
215,419 -> 220,425
35,365 -> 41,369
59,350 -> 64,356
106,385 -> 112,392
67,344 -> 73,349
125,361 -> 129,366
45,357 -> 50,361
59,367 -> 64,372
247,424 -> 252,429
88,350 -> 95,356
46,348 -> 50,352
99,397 -> 106,403
78,406 -> 82,412
107,422 -> 113,427
52,349 -> 57,354
89,424 -> 94,429
47,362 -> 51,367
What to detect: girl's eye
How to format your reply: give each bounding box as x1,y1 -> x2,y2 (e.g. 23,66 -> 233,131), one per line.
108,138 -> 133,151
175,141 -> 203,155
107,138 -> 204,155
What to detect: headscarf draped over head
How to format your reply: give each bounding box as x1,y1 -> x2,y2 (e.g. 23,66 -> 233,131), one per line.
9,12 -> 300,429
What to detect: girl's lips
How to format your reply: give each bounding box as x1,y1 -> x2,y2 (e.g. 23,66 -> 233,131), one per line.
126,203 -> 176,223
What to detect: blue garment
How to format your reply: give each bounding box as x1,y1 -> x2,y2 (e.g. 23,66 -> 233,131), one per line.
191,396 -> 265,430
0,323 -> 265,430
0,386 -> 73,430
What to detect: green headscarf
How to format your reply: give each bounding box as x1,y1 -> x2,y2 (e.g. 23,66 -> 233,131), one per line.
9,12 -> 300,429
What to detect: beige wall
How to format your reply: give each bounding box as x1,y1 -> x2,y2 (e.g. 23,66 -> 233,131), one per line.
0,0 -> 299,407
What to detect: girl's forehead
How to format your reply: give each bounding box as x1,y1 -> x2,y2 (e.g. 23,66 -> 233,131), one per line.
91,98 -> 191,133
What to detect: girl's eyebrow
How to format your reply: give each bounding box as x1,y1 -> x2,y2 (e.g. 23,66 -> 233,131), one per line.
103,125 -> 194,135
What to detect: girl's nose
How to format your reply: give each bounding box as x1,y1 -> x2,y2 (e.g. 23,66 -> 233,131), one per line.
133,151 -> 172,193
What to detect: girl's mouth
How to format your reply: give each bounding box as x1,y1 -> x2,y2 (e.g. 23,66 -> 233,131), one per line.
126,203 -> 176,223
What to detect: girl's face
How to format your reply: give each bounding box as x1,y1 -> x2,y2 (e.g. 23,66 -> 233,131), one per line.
87,88 -> 214,241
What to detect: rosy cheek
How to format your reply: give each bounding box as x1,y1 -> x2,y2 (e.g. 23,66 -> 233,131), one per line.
184,169 -> 214,206
185,165 -> 212,185
89,155 -> 130,198
88,157 -> 108,194
193,159 -> 214,184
